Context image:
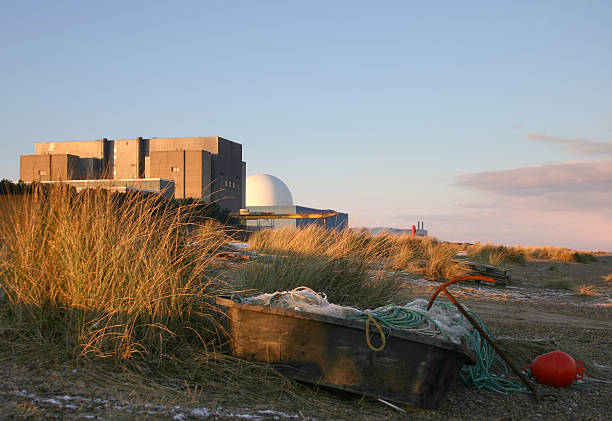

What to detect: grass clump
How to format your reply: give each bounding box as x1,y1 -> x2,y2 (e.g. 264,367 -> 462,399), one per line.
383,234 -> 461,278
0,185 -> 229,362
576,284 -> 599,296
467,243 -> 526,266
521,246 -> 597,263
236,253 -> 401,309
242,226 -> 406,308
464,243 -> 598,265
249,226 -> 465,281
544,279 -> 573,290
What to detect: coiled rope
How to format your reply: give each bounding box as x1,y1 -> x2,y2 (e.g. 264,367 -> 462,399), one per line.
349,302 -> 526,394
346,304 -> 450,349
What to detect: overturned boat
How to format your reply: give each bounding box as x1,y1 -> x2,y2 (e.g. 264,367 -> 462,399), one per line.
216,293 -> 476,409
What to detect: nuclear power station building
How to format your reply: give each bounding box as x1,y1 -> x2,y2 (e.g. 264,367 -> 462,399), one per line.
19,137 -> 350,228
20,136 -> 245,212
242,174 -> 348,230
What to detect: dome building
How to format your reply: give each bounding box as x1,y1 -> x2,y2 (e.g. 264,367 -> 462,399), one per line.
245,174 -> 293,207
241,174 -> 348,231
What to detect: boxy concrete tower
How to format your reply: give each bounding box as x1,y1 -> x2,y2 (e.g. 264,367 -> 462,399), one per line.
20,136 -> 245,212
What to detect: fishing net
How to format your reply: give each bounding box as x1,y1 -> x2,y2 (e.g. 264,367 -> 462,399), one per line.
243,288 -> 471,344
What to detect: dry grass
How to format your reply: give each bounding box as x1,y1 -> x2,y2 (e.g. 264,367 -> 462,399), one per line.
248,225 -> 384,260
520,246 -> 597,263
466,243 -> 526,265
0,188 -> 406,418
0,185 -> 229,362
240,227 -> 407,308
576,284 -> 600,296
463,243 -> 598,266
249,226 -> 465,281
235,253 -> 402,309
239,226 -> 467,308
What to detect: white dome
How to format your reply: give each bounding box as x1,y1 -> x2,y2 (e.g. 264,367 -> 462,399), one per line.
246,174 -> 293,206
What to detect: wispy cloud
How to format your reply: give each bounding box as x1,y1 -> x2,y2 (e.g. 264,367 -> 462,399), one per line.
456,159 -> 612,197
527,132 -> 612,155
455,159 -> 612,222
384,160 -> 612,249
409,160 -> 612,249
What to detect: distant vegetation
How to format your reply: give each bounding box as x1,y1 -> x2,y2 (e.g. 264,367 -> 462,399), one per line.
463,242 -> 597,266
520,246 -> 597,263
0,179 -> 239,227
0,179 -> 48,194
466,243 -> 527,266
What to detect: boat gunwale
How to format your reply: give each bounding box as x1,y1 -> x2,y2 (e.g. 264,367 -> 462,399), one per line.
216,295 -> 476,365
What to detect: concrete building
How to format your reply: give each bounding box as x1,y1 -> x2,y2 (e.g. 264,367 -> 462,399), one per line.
20,136 -> 245,211
241,174 -> 348,230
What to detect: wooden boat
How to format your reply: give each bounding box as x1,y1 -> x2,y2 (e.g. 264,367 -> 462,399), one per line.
216,296 -> 476,409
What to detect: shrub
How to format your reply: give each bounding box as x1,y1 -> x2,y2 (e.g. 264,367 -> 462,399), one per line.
544,280 -> 573,290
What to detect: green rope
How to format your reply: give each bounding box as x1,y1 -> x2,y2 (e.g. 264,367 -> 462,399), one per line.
450,306 -> 526,394
346,304 -> 450,342
349,302 -> 527,394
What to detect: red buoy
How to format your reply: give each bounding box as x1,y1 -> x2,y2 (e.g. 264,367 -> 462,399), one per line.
524,350 -> 584,388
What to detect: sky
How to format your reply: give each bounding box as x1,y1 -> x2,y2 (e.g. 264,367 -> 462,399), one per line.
1,1 -> 611,251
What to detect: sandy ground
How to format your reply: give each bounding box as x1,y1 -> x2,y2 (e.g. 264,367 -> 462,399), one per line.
1,256 -> 611,420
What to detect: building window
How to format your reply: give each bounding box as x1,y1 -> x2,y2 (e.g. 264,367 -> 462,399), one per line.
38,170 -> 47,176
171,166 -> 180,172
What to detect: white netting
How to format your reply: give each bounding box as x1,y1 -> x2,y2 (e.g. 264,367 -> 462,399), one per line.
243,287 -> 472,344
243,287 -> 362,318
402,298 -> 472,344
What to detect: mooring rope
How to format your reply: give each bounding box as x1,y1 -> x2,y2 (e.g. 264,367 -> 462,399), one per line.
445,304 -> 527,394
364,312 -> 386,351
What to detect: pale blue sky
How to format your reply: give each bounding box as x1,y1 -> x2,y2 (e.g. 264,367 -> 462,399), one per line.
2,1 -> 611,249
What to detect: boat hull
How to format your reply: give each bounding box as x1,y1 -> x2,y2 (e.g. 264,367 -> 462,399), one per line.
216,296 -> 475,409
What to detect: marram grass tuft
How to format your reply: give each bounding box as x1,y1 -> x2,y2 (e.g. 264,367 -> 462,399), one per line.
0,185 -> 229,362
